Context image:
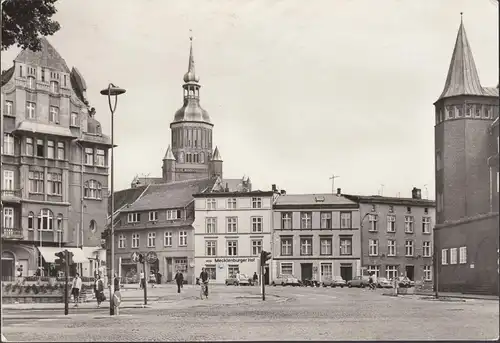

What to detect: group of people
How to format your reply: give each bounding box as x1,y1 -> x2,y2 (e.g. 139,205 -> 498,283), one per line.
69,273 -> 119,308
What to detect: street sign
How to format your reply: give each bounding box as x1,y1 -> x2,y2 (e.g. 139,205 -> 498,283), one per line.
131,252 -> 139,263
146,251 -> 158,264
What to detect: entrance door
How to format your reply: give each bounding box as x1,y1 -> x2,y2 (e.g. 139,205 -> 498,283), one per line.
340,264 -> 353,281
301,263 -> 313,281
405,265 -> 415,280
264,266 -> 270,285
166,258 -> 173,282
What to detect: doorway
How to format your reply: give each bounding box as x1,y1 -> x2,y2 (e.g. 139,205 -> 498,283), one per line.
340,264 -> 353,281
405,265 -> 414,280
166,258 -> 173,282
264,266 -> 270,285
301,263 -> 313,281
1,251 -> 15,281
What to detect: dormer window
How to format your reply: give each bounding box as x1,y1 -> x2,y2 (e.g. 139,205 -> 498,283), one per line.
127,213 -> 141,223
50,81 -> 59,94
314,196 -> 325,203
27,76 -> 36,90
167,209 -> 182,220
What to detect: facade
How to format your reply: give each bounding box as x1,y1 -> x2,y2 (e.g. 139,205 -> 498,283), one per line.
272,191 -> 361,283
1,38 -> 110,280
193,180 -> 274,285
345,188 -> 435,282
433,18 -> 499,295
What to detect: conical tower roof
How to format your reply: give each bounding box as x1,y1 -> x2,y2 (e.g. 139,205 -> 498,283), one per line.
212,146 -> 223,161
163,145 -> 176,161
15,37 -> 70,73
438,15 -> 484,101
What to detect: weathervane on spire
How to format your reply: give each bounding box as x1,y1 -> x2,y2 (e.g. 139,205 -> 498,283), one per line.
189,29 -> 193,42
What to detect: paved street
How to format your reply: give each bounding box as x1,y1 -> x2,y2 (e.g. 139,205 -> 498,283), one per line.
2,285 -> 498,341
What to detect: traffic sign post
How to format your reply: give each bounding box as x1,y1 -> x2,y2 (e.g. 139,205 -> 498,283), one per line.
138,253 -> 148,305
146,251 -> 158,264
131,252 -> 139,263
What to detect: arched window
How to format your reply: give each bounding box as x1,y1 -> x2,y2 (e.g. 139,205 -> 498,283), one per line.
38,209 -> 54,231
28,212 -> 34,230
84,180 -> 102,200
56,214 -> 63,231
89,219 -> 97,233
186,153 -> 191,163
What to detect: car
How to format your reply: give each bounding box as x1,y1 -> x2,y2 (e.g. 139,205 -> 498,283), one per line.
302,279 -> 320,287
376,277 -> 393,288
272,274 -> 300,286
347,276 -> 370,288
238,274 -> 254,286
397,277 -> 414,288
225,275 -> 239,286
322,276 -> 346,288
225,274 -> 254,286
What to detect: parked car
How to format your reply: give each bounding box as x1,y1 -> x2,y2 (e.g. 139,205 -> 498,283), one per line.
376,277 -> 393,288
302,279 -> 320,287
397,277 -> 414,288
225,275 -> 239,286
272,274 -> 300,286
347,276 -> 370,288
225,274 -> 254,286
322,276 -> 346,288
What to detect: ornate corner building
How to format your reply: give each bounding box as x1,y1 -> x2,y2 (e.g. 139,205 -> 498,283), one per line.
1,38 -> 111,280
433,18 -> 499,295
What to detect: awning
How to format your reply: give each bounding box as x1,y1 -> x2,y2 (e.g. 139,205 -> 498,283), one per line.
38,247 -> 87,263
14,121 -> 77,138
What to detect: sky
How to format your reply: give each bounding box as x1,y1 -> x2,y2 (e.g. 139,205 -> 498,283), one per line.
2,0 -> 498,198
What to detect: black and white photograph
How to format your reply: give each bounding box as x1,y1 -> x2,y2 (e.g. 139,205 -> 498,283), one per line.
0,0 -> 499,341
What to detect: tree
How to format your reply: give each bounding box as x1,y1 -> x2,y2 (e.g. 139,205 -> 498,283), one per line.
1,0 -> 61,51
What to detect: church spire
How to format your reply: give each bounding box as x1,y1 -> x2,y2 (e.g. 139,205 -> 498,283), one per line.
438,13 -> 484,100
163,145 -> 176,161
183,30 -> 200,83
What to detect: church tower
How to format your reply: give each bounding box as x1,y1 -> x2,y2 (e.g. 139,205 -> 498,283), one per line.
434,15 -> 499,224
165,34 -> 223,182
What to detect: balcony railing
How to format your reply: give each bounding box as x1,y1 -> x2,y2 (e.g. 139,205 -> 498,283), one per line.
1,189 -> 22,201
2,227 -> 24,240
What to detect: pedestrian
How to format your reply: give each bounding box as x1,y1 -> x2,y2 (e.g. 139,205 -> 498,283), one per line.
174,270 -> 184,293
368,272 -> 375,290
16,268 -> 23,284
72,273 -> 82,307
94,274 -> 105,308
236,271 -> 241,286
156,271 -> 162,285
199,267 -> 209,299
139,270 -> 145,290
114,273 -> 120,292
253,272 -> 258,286
371,272 -> 378,290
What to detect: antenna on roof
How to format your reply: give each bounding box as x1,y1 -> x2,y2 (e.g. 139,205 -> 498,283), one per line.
329,175 -> 340,194
424,184 -> 429,200
380,184 -> 385,196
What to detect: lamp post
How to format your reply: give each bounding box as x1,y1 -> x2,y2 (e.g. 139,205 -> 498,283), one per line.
358,212 -> 371,278
100,83 -> 126,316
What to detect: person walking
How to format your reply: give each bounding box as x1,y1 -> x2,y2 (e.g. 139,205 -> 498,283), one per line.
71,273 -> 82,307
114,273 -> 120,292
174,270 -> 184,293
236,271 -> 241,286
94,274 -> 105,308
199,267 -> 209,299
253,272 -> 258,286
156,271 -> 162,285
371,272 -> 378,290
139,270 -> 145,290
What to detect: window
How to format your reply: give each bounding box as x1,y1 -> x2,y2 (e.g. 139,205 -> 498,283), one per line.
206,241 -> 217,256
404,216 -> 414,233
28,171 -> 44,193
70,112 -> 78,126
474,104 -> 482,118
49,106 -> 59,123
149,211 -> 158,221
459,247 -> 467,264
147,232 -> 156,247
89,220 -> 97,233
281,212 -> 292,230
84,180 -> 102,200
127,213 -> 141,223
320,263 -> 333,281
3,134 -> 14,155
368,214 -> 378,231
164,231 -> 172,246
50,81 -> 59,93
456,105 -> 463,118
281,237 -> 293,256
27,76 -> 36,89
167,210 -> 181,220
386,265 -> 398,280
251,240 -> 262,256
207,199 -> 216,210
4,100 -> 13,115
206,217 -> 217,233
320,212 -> 332,229
118,234 -> 126,249
405,240 -> 414,257
406,207 -> 412,213
423,266 -> 432,281
19,65 -> 22,77
227,217 -> 237,233
179,231 -> 187,246
368,239 -> 378,256
340,212 -> 352,229
47,140 -> 55,159
3,208 -> 14,228
132,234 -> 140,248
466,103 -> 473,117
96,149 -> 105,167
85,148 -> 94,165
300,212 -> 312,229
26,102 -> 36,119
36,139 -> 44,157
423,241 -> 431,257
47,173 -> 62,195
57,142 -> 65,160
320,237 -> 332,255
28,212 -> 34,230
367,265 -> 380,278
228,265 -> 239,277
300,237 -> 313,256
422,217 -> 431,234
441,249 -> 448,265
387,215 -> 396,232
251,217 -> 263,233
424,207 -> 429,215
57,218 -> 63,242
252,197 -> 262,209
387,240 -> 396,256
3,170 -> 14,190
26,138 -> 34,156
38,209 -> 53,230
205,265 -> 216,280
450,248 -> 457,264
484,106 -> 491,119
227,198 -> 237,209
340,237 -> 352,256
280,262 -> 293,275
227,240 -> 238,256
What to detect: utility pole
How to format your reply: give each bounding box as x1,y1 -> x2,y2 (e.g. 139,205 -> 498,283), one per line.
380,184 -> 385,196
329,175 -> 340,194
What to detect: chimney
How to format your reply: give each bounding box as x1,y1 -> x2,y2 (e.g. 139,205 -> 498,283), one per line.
412,187 -> 422,200
336,188 -> 341,196
225,182 -> 229,192
280,190 -> 286,195
272,184 -> 277,192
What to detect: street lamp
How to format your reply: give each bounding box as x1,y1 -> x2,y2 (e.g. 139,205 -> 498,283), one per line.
358,212 -> 371,277
100,83 -> 126,316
